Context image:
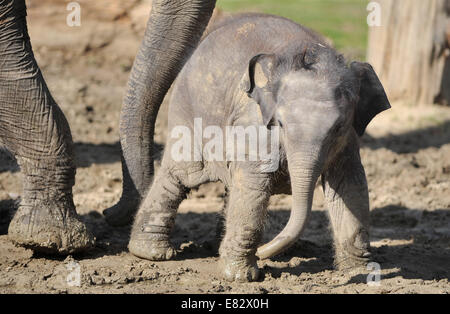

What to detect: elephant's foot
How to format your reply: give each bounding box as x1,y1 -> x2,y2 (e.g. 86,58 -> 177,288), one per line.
128,236 -> 176,261
334,250 -> 371,272
103,197 -> 139,226
334,233 -> 371,272
8,198 -> 94,254
220,256 -> 260,282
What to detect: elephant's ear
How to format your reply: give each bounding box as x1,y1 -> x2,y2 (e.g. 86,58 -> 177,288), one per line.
241,54 -> 278,125
350,61 -> 391,136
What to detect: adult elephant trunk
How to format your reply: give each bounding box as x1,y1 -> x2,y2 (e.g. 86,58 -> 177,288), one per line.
257,151 -> 322,259
104,0 -> 217,225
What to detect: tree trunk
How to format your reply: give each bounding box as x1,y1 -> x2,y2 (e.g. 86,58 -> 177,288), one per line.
367,0 -> 450,105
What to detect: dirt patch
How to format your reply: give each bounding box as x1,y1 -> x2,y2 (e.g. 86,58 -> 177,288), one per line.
0,1 -> 449,294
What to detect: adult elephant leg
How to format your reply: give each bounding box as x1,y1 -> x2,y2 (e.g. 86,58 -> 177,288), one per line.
0,1 -> 94,254
103,0 -> 217,226
322,138 -> 371,270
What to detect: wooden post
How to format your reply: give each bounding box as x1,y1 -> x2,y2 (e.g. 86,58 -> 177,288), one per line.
367,0 -> 450,105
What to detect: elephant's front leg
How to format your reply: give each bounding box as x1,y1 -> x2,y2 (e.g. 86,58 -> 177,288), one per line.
322,142 -> 371,271
129,168 -> 187,261
219,169 -> 271,282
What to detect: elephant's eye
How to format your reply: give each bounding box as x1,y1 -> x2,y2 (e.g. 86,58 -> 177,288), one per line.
277,119 -> 283,128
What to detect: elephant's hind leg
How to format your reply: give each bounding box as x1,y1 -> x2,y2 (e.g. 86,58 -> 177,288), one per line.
129,168 -> 187,261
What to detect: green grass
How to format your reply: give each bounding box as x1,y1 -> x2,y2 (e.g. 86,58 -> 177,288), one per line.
217,0 -> 368,60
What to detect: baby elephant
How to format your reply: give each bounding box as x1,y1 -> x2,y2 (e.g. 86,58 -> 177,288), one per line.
128,13 -> 390,281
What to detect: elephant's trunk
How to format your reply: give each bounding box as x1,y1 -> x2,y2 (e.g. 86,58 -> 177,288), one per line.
257,151 -> 322,259
116,0 -> 216,211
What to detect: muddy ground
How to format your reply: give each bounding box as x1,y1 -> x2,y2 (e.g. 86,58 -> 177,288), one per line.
0,0 -> 449,294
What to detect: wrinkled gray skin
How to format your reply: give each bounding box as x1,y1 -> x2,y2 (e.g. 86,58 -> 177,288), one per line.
103,0 -> 217,226
0,0 -> 93,253
1,0 -> 215,254
127,14 -> 390,282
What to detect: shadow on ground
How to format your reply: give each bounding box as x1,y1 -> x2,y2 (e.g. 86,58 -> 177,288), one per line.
362,120 -> 450,154
0,199 -> 17,235
75,141 -> 164,167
